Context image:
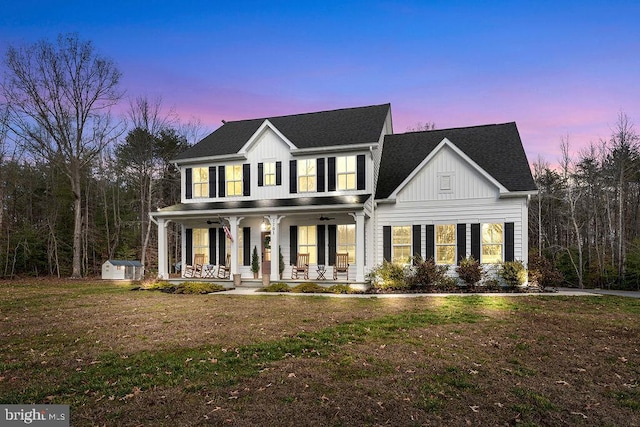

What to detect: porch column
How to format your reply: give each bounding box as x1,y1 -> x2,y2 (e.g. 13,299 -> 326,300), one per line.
268,215 -> 284,281
157,218 -> 168,279
351,212 -> 366,282
227,216 -> 243,276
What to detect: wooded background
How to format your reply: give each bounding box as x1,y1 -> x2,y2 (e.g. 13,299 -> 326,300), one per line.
1,34 -> 639,288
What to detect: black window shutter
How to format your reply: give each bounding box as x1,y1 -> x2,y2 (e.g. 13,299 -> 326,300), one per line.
289,160 -> 297,193
218,166 -> 225,197
209,228 -> 216,265
317,225 -> 326,265
425,225 -> 435,261
328,224 -> 337,265
243,227 -> 251,266
412,225 -> 421,263
383,226 -> 391,262
209,166 -> 216,198
357,154 -> 365,190
218,228 -> 226,264
276,161 -> 282,185
243,164 -> 250,196
258,163 -> 264,187
185,168 -> 193,199
186,228 -> 193,262
457,223 -> 466,264
327,157 -> 336,191
289,226 -> 298,265
471,224 -> 480,261
317,158 -> 325,192
505,222 -> 515,262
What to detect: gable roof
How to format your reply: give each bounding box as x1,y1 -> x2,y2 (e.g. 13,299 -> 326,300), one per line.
174,103 -> 391,161
375,122 -> 536,199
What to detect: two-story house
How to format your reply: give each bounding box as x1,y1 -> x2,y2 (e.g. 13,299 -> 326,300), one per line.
150,103 -> 537,283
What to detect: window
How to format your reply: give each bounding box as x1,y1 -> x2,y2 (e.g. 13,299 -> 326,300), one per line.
436,224 -> 456,264
337,224 -> 355,263
337,156 -> 357,190
263,161 -> 276,186
392,226 -> 411,263
298,225 -> 317,264
193,167 -> 209,198
226,165 -> 243,196
298,159 -> 316,193
193,228 -> 209,264
482,223 -> 503,264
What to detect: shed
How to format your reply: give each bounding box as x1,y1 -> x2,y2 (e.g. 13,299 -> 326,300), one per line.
102,260 -> 144,280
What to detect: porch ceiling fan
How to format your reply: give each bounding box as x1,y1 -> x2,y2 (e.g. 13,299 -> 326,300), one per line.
319,215 -> 335,221
206,219 -> 220,225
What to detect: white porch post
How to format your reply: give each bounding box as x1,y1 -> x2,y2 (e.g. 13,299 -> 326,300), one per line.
227,216 -> 242,276
157,218 -> 168,279
268,215 -> 284,281
351,212 -> 366,282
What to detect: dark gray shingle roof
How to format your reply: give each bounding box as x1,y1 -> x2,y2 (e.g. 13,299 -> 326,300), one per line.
376,122 -> 536,199
174,104 -> 390,160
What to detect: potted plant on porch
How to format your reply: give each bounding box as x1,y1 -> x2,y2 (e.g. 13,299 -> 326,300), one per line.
251,246 -> 260,279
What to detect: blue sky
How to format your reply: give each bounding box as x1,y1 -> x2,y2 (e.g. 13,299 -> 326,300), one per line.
1,0 -> 639,163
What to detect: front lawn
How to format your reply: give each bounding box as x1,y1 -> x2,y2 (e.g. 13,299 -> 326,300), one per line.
1,279 -> 639,426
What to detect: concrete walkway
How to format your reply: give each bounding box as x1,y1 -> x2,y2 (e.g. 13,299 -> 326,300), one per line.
560,287 -> 640,298
213,286 -> 608,298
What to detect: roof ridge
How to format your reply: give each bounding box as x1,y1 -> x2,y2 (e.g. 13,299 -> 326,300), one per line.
225,103 -> 391,125
396,121 -> 516,136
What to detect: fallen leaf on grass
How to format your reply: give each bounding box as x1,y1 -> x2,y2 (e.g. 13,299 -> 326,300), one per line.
556,380 -> 570,386
470,405 -> 479,412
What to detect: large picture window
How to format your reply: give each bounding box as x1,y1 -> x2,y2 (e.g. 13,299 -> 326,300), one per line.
436,224 -> 456,264
482,223 -> 503,264
193,167 -> 209,198
337,156 -> 357,190
392,226 -> 411,263
337,224 -> 356,263
193,228 -> 209,263
226,165 -> 243,196
298,225 -> 317,264
297,159 -> 316,193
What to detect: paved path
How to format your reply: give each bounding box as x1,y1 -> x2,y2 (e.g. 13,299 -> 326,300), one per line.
213,287 -> 610,298
560,288 -> 640,298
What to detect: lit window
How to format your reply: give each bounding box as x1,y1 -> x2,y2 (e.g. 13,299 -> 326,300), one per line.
436,224 -> 456,264
392,226 -> 411,263
263,162 -> 276,186
193,228 -> 209,264
298,159 -> 316,193
337,156 -> 357,190
193,167 -> 209,198
482,223 -> 503,264
298,225 -> 317,264
337,224 -> 355,263
226,165 -> 243,196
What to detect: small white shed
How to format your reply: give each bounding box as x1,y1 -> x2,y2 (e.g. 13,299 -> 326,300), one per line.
102,260 -> 143,280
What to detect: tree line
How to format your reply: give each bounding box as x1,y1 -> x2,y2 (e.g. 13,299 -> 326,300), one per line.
2,33 -> 639,288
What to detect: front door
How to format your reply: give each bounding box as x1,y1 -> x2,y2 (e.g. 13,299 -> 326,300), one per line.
261,232 -> 271,275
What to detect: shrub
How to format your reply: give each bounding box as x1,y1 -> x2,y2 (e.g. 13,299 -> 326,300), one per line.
435,275 -> 459,292
407,257 -> 448,289
261,282 -> 291,292
291,282 -> 326,293
499,260 -> 527,289
367,260 -> 410,291
327,284 -> 354,294
528,252 -> 563,290
456,256 -> 483,285
146,281 -> 226,294
146,281 -> 177,293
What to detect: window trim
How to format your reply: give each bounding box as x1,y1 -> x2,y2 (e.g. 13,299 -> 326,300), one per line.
337,224 -> 356,263
336,155 -> 357,191
391,225 -> 412,264
192,167 -> 209,199
481,223 -> 504,264
297,159 -> 316,193
435,223 -> 456,265
226,164 -> 243,197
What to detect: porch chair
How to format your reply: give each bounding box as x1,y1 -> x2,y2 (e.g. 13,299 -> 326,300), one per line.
217,253 -> 231,279
291,253 -> 309,280
333,253 -> 349,280
184,253 -> 205,278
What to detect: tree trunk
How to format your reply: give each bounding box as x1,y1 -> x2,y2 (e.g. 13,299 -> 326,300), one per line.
71,168 -> 83,278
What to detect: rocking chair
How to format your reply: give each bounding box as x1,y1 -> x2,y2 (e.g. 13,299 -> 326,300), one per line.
217,253 -> 231,279
291,253 -> 309,280
184,253 -> 205,278
333,253 -> 349,280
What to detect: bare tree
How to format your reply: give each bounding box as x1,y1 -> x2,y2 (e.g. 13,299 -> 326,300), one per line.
1,33 -> 123,277
407,121 -> 436,132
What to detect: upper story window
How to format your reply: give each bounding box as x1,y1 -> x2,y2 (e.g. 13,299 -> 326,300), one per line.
193,167 -> 209,198
298,159 -> 316,193
436,224 -> 456,264
392,225 -> 411,263
226,165 -> 243,196
263,162 -> 276,186
482,223 -> 503,264
337,156 -> 357,190
338,224 -> 356,263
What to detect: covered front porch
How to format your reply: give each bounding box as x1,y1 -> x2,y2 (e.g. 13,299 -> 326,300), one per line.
151,195 -> 371,284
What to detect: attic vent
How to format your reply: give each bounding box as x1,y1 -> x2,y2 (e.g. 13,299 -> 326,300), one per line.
438,172 -> 454,193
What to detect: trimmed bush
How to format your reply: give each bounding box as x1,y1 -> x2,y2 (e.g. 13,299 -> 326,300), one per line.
407,257 -> 448,290
456,256 -> 483,285
327,284 -> 354,294
260,282 -> 291,292
528,252 -> 563,289
291,282 -> 326,293
146,281 -> 226,294
367,260 -> 410,291
499,260 -> 527,289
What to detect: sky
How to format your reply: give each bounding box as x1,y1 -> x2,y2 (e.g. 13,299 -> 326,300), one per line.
1,0 -> 639,164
